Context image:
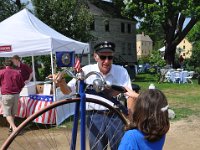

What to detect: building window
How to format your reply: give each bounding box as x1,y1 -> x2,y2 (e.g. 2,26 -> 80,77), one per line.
183,45 -> 185,49
90,20 -> 95,30
127,24 -> 131,33
105,20 -> 110,32
121,23 -> 125,33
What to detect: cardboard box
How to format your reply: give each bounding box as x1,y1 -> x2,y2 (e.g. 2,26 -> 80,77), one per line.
36,84 -> 53,95
36,84 -> 44,94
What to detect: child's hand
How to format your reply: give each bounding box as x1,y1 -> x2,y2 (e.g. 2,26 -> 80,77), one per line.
124,87 -> 139,98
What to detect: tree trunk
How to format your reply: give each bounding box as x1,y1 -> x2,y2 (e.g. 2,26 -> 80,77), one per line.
163,16 -> 197,68
164,45 -> 176,67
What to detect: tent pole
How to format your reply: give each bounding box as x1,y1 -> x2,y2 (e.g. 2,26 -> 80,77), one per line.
88,44 -> 91,64
31,55 -> 36,84
50,51 -> 56,102
88,53 -> 90,64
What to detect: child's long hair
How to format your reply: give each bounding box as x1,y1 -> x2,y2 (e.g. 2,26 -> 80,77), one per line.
132,89 -> 170,142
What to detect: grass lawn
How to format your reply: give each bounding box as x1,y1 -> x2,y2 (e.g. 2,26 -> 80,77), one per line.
133,73 -> 200,120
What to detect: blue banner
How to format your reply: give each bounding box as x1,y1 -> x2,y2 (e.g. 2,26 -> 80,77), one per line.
56,51 -> 75,67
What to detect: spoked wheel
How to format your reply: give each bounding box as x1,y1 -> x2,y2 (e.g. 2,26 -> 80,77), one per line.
1,98 -> 128,150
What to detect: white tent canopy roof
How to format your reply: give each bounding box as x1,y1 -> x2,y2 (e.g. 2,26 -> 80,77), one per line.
0,9 -> 89,57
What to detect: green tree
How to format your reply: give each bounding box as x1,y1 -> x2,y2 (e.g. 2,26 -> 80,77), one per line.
0,0 -> 20,22
187,21 -> 200,43
149,50 -> 166,68
123,0 -> 200,67
31,0 -> 93,42
185,43 -> 200,71
186,21 -> 200,72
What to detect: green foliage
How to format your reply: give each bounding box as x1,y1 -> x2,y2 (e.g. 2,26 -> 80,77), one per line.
186,21 -> 200,73
123,0 -> 200,65
185,22 -> 200,73
149,50 -> 166,67
36,55 -> 52,80
137,56 -> 150,64
187,21 -> 200,43
0,0 -> 21,22
124,0 -> 200,22
31,0 -> 94,42
22,55 -> 51,81
184,42 -> 200,72
138,50 -> 166,74
0,58 -> 5,69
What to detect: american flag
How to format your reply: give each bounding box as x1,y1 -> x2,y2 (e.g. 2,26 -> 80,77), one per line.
74,56 -> 81,72
0,96 -> 56,124
74,50 -> 84,72
17,96 -> 29,118
27,95 -> 56,124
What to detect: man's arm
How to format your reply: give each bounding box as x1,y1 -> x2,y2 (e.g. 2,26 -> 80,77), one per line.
57,78 -> 72,94
52,72 -> 73,95
24,72 -> 33,84
27,72 -> 33,82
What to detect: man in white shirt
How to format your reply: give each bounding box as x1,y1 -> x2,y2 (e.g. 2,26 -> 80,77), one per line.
56,41 -> 137,150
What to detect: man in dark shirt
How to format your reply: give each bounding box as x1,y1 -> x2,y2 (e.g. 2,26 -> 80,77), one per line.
0,59 -> 25,132
12,55 -> 33,84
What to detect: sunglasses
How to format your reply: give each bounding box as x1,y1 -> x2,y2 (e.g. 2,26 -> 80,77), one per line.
98,55 -> 114,60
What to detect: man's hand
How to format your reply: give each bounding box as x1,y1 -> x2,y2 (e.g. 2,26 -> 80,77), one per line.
47,72 -> 71,94
24,80 -> 30,84
47,72 -> 64,84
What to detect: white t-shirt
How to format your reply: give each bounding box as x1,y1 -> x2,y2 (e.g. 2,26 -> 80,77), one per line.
68,63 -> 132,109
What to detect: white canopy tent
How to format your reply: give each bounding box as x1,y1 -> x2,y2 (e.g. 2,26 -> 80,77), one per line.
0,9 -> 91,125
0,8 -> 89,57
0,8 -> 90,101
0,8 -> 90,80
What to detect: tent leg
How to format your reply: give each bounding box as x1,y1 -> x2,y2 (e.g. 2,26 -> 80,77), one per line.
31,55 -> 36,84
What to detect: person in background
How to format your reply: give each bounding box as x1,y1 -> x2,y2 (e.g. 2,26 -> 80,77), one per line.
11,55 -> 33,84
0,59 -> 25,133
118,88 -> 170,150
54,41 -> 139,150
179,55 -> 184,69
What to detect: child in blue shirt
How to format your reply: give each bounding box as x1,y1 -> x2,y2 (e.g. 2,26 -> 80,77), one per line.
118,89 -> 170,150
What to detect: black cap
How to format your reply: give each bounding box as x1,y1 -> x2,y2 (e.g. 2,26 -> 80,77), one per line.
94,41 -> 115,53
